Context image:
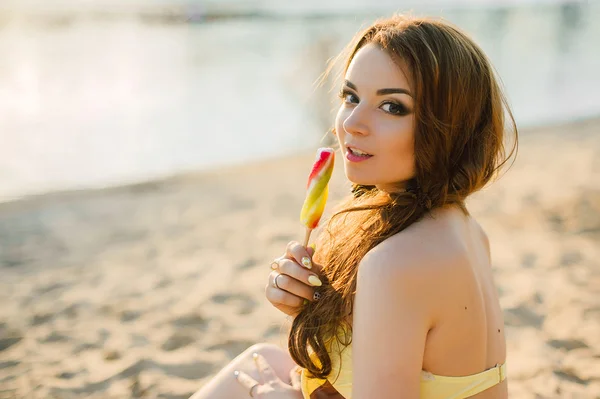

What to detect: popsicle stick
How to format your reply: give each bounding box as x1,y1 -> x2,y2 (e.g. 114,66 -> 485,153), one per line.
303,227 -> 312,248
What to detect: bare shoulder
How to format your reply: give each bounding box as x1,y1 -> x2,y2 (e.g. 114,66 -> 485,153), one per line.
356,207 -> 488,329
361,206 -> 470,275
355,208 -> 471,328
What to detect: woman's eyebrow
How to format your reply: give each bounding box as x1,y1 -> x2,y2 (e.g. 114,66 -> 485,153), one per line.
344,79 -> 413,98
344,80 -> 358,90
377,87 -> 413,97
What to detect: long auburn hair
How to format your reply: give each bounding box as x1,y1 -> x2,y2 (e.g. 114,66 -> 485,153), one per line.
288,14 -> 518,380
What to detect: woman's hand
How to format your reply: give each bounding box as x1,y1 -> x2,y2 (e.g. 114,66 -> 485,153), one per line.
265,241 -> 324,318
234,353 -> 303,399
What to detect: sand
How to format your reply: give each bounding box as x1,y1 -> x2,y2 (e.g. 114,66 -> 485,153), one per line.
0,118 -> 599,399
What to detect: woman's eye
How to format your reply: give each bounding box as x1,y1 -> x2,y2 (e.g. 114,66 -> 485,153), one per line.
381,102 -> 407,116
345,94 -> 358,103
338,90 -> 358,104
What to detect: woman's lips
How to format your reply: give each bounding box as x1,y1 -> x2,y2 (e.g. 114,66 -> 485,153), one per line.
346,147 -> 374,162
346,145 -> 372,156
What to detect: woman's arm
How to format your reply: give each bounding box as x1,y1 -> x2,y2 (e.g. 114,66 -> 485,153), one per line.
351,239 -> 438,399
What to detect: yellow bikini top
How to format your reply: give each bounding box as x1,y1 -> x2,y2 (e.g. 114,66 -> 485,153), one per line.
300,333 -> 507,399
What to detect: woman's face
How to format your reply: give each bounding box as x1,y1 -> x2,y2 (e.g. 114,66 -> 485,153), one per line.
334,42 -> 416,193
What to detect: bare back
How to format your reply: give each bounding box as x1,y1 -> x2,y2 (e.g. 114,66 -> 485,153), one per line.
419,205 -> 507,398
338,204 -> 507,398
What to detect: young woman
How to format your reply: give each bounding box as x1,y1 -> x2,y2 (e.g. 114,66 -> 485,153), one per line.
191,13 -> 517,399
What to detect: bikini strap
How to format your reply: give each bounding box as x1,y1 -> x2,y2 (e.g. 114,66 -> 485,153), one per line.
496,363 -> 507,383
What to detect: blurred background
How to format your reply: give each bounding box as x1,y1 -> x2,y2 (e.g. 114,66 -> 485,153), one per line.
0,0 -> 599,202
0,1 -> 599,398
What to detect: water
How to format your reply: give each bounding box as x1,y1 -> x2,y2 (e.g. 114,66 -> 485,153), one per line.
0,1 -> 598,202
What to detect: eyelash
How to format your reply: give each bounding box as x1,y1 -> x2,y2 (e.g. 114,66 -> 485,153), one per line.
337,89 -> 409,116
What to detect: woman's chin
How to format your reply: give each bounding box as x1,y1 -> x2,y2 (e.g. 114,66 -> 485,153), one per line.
345,174 -> 375,186
344,166 -> 384,187
345,173 -> 409,192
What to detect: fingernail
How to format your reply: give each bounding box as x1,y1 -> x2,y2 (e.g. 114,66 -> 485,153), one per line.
308,275 -> 322,287
301,257 -> 312,269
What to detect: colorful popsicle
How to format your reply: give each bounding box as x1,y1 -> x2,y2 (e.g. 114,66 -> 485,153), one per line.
300,147 -> 335,246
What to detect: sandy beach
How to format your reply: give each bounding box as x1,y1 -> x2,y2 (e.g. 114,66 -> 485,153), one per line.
1,117 -> 599,399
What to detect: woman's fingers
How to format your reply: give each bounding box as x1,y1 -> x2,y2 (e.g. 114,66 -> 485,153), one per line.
269,270 -> 317,302
285,241 -> 322,272
266,241 -> 324,313
289,365 -> 302,389
253,352 -> 280,383
286,240 -> 312,269
278,259 -> 322,288
233,370 -> 260,397
267,276 -> 307,307
270,257 -> 281,270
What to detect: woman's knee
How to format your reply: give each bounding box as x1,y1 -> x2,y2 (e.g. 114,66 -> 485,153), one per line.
189,343 -> 298,399
245,343 -> 281,357
240,343 -> 298,381
230,343 -> 275,365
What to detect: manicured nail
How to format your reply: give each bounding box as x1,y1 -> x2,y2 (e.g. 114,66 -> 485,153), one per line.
301,257 -> 312,269
308,275 -> 322,287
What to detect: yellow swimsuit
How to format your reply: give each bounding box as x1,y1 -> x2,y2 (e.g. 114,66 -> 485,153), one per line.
300,329 -> 507,399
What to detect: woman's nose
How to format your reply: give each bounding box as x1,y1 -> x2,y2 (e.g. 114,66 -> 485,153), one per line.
342,106 -> 370,136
